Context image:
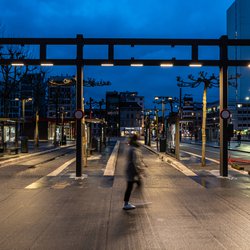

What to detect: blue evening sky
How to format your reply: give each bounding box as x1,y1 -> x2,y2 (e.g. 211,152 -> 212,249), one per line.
0,0 -> 235,108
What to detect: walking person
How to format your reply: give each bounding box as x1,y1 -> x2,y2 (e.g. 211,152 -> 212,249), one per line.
123,134 -> 146,210
237,132 -> 242,147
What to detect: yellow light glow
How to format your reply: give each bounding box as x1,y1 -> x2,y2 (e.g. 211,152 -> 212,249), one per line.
160,63 -> 173,67
131,63 -> 143,67
41,63 -> 54,66
101,63 -> 114,66
248,64 -> 250,68
189,63 -> 202,67
11,63 -> 24,66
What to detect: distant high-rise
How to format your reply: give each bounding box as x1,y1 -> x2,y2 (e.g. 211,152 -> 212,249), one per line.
227,0 -> 250,132
227,0 -> 250,103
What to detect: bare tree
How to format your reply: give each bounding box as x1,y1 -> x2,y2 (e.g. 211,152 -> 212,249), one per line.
0,45 -> 37,117
177,71 -> 219,166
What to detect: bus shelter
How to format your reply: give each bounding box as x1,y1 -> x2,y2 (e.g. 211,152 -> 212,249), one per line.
0,119 -> 18,154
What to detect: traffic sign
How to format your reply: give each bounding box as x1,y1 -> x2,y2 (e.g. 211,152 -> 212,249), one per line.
74,109 -> 84,119
220,109 -> 231,119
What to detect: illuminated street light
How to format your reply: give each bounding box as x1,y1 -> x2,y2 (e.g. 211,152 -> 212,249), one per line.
11,63 -> 24,66
15,97 -> 33,136
131,63 -> 143,67
101,63 -> 114,66
160,63 -> 174,67
189,63 -> 202,67
41,63 -> 54,66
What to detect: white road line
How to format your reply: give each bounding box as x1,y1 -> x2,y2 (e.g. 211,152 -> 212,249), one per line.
25,158 -> 75,189
181,150 -> 249,176
47,158 -> 75,176
0,145 -> 74,168
104,141 -> 120,176
181,150 -> 219,163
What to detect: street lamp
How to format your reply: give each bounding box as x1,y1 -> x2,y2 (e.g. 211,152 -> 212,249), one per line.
154,107 -> 159,150
154,96 -> 177,137
246,96 -> 250,132
144,109 -> 153,146
154,96 -> 166,137
60,107 -> 67,145
14,97 -> 33,136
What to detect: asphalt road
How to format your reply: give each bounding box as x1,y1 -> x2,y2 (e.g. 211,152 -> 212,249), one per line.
0,140 -> 249,249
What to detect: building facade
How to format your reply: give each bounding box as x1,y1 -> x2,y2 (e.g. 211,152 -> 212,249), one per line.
106,91 -> 144,137
47,76 -> 76,141
227,0 -> 250,134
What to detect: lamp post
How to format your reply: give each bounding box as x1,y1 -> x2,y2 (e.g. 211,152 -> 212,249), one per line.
60,107 -> 67,145
144,109 -> 152,146
154,107 -> 159,150
154,96 -> 166,137
15,97 -> 33,136
246,96 -> 250,134
154,96 -> 177,137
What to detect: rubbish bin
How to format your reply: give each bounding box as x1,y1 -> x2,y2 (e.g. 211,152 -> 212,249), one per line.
62,135 -> 67,145
159,138 -> 166,152
21,136 -> 28,153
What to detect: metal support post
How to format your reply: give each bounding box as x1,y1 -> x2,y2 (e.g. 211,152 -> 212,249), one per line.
76,34 -> 84,177
219,35 -> 229,177
175,117 -> 180,160
162,100 -> 165,137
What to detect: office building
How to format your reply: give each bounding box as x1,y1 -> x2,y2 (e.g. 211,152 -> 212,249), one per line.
227,0 -> 250,133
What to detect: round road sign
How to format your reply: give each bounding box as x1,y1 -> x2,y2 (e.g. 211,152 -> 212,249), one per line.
220,109 -> 231,119
74,109 -> 84,119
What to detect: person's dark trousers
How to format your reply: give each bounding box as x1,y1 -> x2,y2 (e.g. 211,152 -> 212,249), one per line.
124,181 -> 134,202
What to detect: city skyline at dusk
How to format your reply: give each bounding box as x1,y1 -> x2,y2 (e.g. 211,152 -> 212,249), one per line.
1,0 -> 236,107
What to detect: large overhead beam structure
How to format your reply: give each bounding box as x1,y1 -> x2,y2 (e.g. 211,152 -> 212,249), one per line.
1,34 -> 250,177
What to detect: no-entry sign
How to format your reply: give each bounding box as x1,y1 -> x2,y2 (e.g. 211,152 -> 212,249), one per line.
220,109 -> 231,119
74,109 -> 84,119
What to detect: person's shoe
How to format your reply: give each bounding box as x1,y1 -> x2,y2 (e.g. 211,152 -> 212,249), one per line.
123,203 -> 136,210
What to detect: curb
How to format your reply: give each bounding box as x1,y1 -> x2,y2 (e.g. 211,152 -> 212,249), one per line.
142,143 -> 197,177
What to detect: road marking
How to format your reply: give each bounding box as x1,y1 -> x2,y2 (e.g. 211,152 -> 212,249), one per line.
181,150 -> 219,163
104,141 -> 120,176
181,150 -> 249,176
0,145 -> 74,168
25,158 -> 75,189
47,158 -> 75,176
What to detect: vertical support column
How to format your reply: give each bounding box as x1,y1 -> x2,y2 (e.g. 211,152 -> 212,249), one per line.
162,100 -> 165,137
179,87 -> 182,142
76,34 -> 84,177
175,117 -> 180,160
22,99 -> 25,136
219,36 -> 228,177
34,111 -> 39,147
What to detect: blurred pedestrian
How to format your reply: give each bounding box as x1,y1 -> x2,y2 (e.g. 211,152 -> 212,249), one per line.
237,132 -> 241,146
123,134 -> 146,210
